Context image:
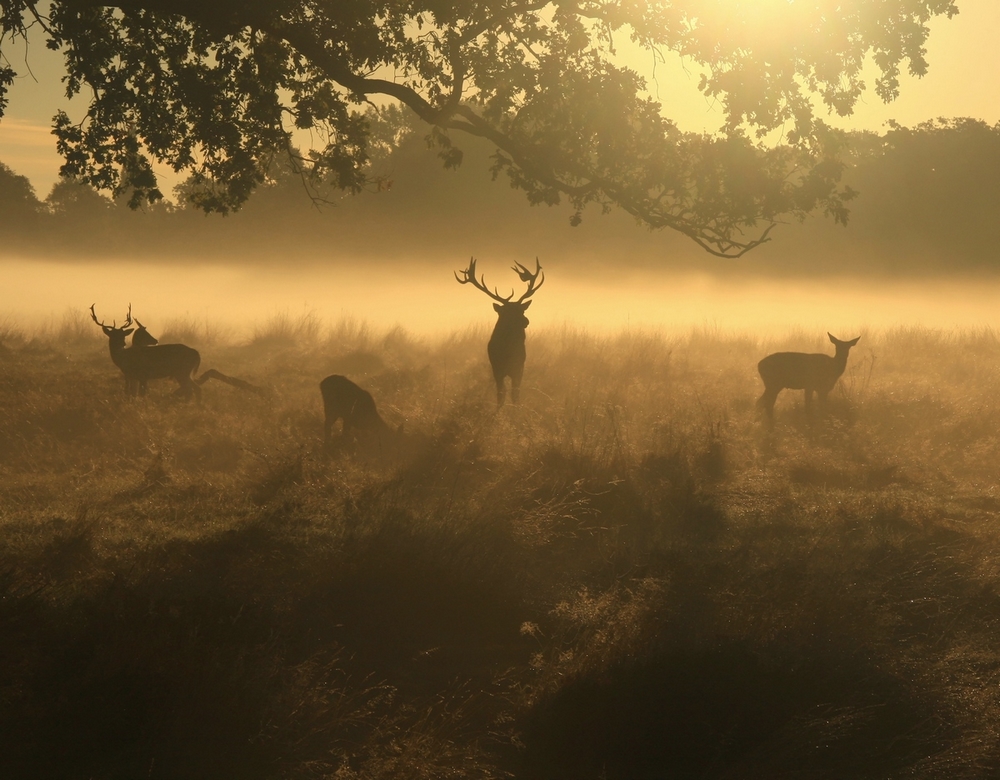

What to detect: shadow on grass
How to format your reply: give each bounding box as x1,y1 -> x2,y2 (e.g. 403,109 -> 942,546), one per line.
521,639 -> 947,780
0,507 -> 527,779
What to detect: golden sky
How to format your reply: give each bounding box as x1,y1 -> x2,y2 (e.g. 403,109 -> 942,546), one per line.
1,1 -> 999,197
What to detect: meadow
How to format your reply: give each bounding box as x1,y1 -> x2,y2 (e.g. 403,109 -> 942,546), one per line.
2,310 -> 1000,778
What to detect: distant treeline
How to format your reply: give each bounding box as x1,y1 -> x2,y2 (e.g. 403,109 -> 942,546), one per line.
2,117 -> 999,275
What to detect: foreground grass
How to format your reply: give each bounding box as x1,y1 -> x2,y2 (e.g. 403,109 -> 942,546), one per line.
2,318 -> 1000,778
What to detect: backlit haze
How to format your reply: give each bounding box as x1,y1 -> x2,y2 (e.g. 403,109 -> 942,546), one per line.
3,2 -> 1000,340
4,258 -> 1000,341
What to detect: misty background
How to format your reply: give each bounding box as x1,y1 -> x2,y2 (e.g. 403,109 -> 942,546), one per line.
3,115 -> 1000,336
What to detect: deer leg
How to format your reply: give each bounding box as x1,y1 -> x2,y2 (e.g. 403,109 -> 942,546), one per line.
343,415 -> 362,447
804,388 -> 814,411
510,366 -> 524,405
493,370 -> 506,407
756,387 -> 778,418
176,376 -> 200,402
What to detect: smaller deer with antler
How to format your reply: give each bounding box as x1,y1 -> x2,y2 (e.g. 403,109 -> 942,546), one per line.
90,304 -> 202,399
456,256 -> 544,407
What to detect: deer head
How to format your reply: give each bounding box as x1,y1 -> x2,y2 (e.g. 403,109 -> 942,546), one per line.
90,303 -> 134,349
132,317 -> 159,347
455,256 -> 544,327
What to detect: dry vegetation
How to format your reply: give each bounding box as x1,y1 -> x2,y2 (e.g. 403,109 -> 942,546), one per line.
3,311 -> 1000,779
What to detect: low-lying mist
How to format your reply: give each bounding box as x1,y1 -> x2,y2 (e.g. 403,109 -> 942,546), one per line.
4,255 -> 1000,340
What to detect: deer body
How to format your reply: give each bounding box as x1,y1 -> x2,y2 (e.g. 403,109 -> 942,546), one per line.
320,375 -> 392,449
487,301 -> 530,405
112,342 -> 202,398
456,256 -> 544,407
91,305 -> 201,399
757,333 -> 860,417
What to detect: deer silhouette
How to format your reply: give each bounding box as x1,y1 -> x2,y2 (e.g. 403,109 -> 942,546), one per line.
90,304 -> 201,399
320,375 -> 394,452
757,333 -> 860,418
455,256 -> 544,407
130,317 -> 159,348
127,313 -> 265,396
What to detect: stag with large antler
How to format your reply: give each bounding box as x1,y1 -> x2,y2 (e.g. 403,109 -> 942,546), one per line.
456,257 -> 544,407
90,304 -> 202,399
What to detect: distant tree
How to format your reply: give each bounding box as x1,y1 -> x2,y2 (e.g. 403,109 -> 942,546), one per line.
45,176 -> 111,216
41,176 -> 119,249
0,0 -> 958,256
0,160 -> 41,233
832,118 -> 1000,268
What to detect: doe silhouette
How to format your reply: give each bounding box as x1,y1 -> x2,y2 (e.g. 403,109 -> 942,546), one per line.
91,304 -> 201,399
130,317 -> 159,348
320,375 -> 393,452
757,333 -> 860,418
455,256 -> 544,406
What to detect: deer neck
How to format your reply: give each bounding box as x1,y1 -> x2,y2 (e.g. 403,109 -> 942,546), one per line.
108,339 -> 129,367
831,348 -> 850,373
493,317 -> 526,341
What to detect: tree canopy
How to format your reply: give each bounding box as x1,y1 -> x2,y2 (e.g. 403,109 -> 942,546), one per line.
0,0 -> 957,256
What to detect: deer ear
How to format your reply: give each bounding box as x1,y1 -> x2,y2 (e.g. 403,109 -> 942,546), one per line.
123,328 -> 135,336
493,303 -> 503,313
827,332 -> 836,344
523,300 -> 532,310
848,336 -> 860,346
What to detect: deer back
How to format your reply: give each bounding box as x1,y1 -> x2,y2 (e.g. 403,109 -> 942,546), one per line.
117,343 -> 201,380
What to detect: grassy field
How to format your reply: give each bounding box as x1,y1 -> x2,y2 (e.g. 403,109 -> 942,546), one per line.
3,311 -> 1000,778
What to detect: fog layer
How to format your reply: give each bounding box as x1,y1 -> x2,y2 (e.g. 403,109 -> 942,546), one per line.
4,257 -> 997,339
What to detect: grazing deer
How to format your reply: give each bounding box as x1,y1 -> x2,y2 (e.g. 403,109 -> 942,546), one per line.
757,333 -> 861,418
90,305 -> 201,399
320,375 -> 394,453
455,256 -> 544,407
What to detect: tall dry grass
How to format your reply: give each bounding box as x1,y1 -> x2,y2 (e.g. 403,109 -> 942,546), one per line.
2,315 -> 1000,778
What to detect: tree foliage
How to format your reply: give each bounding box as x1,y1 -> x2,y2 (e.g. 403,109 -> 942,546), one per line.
0,160 -> 40,234
0,0 -> 957,256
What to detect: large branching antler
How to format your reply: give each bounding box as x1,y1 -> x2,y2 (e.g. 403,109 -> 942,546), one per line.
89,303 -> 111,330
89,303 -> 132,331
454,257 -> 515,304
512,258 -> 544,303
